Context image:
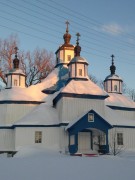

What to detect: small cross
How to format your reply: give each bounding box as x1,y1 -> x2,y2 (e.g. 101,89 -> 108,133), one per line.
65,20 -> 69,33
14,47 -> 19,56
111,54 -> 115,60
76,32 -> 81,44
111,54 -> 115,64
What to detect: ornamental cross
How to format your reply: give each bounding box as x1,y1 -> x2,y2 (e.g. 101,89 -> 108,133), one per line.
111,54 -> 115,64
65,20 -> 69,33
76,32 -> 80,45
14,47 -> 19,57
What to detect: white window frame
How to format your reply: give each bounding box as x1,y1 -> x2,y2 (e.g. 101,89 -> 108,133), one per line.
35,131 -> 42,143
117,133 -> 123,145
88,113 -> 94,122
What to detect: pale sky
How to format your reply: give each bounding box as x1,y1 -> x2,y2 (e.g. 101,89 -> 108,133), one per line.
0,0 -> 135,89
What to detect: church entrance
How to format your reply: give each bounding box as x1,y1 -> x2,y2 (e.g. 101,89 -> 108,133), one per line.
78,132 -> 91,153
66,110 -> 112,155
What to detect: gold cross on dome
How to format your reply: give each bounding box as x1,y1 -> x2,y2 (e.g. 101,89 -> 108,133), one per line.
65,20 -> 70,32
111,54 -> 115,64
76,32 -> 81,44
14,47 -> 19,55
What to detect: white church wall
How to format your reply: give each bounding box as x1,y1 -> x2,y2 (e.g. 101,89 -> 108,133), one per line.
114,109 -> 135,120
7,75 -> 11,88
60,50 -> 64,61
56,99 -> 63,122
0,129 -> 14,151
104,80 -> 122,93
15,127 -> 60,151
70,64 -> 75,77
20,76 -> 25,87
59,127 -> 69,153
59,97 -> 105,123
109,127 -> 135,150
64,49 -> 74,63
0,104 -> 38,125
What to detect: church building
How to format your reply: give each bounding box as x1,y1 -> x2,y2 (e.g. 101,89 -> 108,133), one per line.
0,22 -> 135,156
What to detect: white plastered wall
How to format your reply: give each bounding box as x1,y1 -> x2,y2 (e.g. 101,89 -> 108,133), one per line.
15,127 -> 60,151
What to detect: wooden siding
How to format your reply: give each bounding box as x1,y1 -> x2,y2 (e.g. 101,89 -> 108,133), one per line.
15,127 -> 60,151
59,127 -> 68,153
114,109 -> 135,120
60,97 -> 105,122
109,128 -> 135,150
0,129 -> 14,151
0,104 -> 38,125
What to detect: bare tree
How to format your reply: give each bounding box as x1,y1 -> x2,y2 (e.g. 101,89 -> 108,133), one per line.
122,83 -> 135,102
22,49 -> 54,86
89,74 -> 104,89
0,34 -> 54,86
109,128 -> 125,156
0,34 -> 19,84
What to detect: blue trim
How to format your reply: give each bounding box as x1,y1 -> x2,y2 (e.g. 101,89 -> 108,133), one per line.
53,92 -> 109,106
90,131 -> 93,150
68,61 -> 89,66
107,105 -> 135,111
81,129 -> 92,132
104,78 -> 123,83
67,109 -> 112,134
13,123 -> 68,128
6,73 -> 26,77
2,124 -> 135,130
0,100 -> 44,104
0,123 -> 68,129
42,89 -> 57,94
67,110 -> 112,154
113,125 -> 135,128
69,134 -> 78,154
0,126 -> 13,129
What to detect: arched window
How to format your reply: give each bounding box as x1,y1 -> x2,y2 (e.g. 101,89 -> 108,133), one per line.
67,55 -> 71,61
114,85 -> 117,91
79,69 -> 82,76
14,79 -> 17,86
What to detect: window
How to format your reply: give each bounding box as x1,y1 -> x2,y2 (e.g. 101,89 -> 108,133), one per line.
14,79 -> 17,86
67,55 -> 71,61
114,85 -> 117,91
88,113 -> 94,122
79,69 -> 82,76
117,133 -> 123,145
35,131 -> 42,143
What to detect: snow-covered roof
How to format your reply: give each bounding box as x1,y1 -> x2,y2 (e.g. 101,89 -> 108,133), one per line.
0,86 -> 45,102
69,56 -> 88,64
104,106 -> 135,126
14,103 -> 59,126
104,74 -> 122,81
66,106 -> 135,131
34,68 -> 59,91
0,68 -> 59,102
62,79 -> 108,96
7,69 -> 25,76
14,92 -> 60,125
105,93 -> 135,108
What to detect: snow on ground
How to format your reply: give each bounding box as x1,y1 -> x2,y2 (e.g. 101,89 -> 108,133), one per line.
0,147 -> 135,180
